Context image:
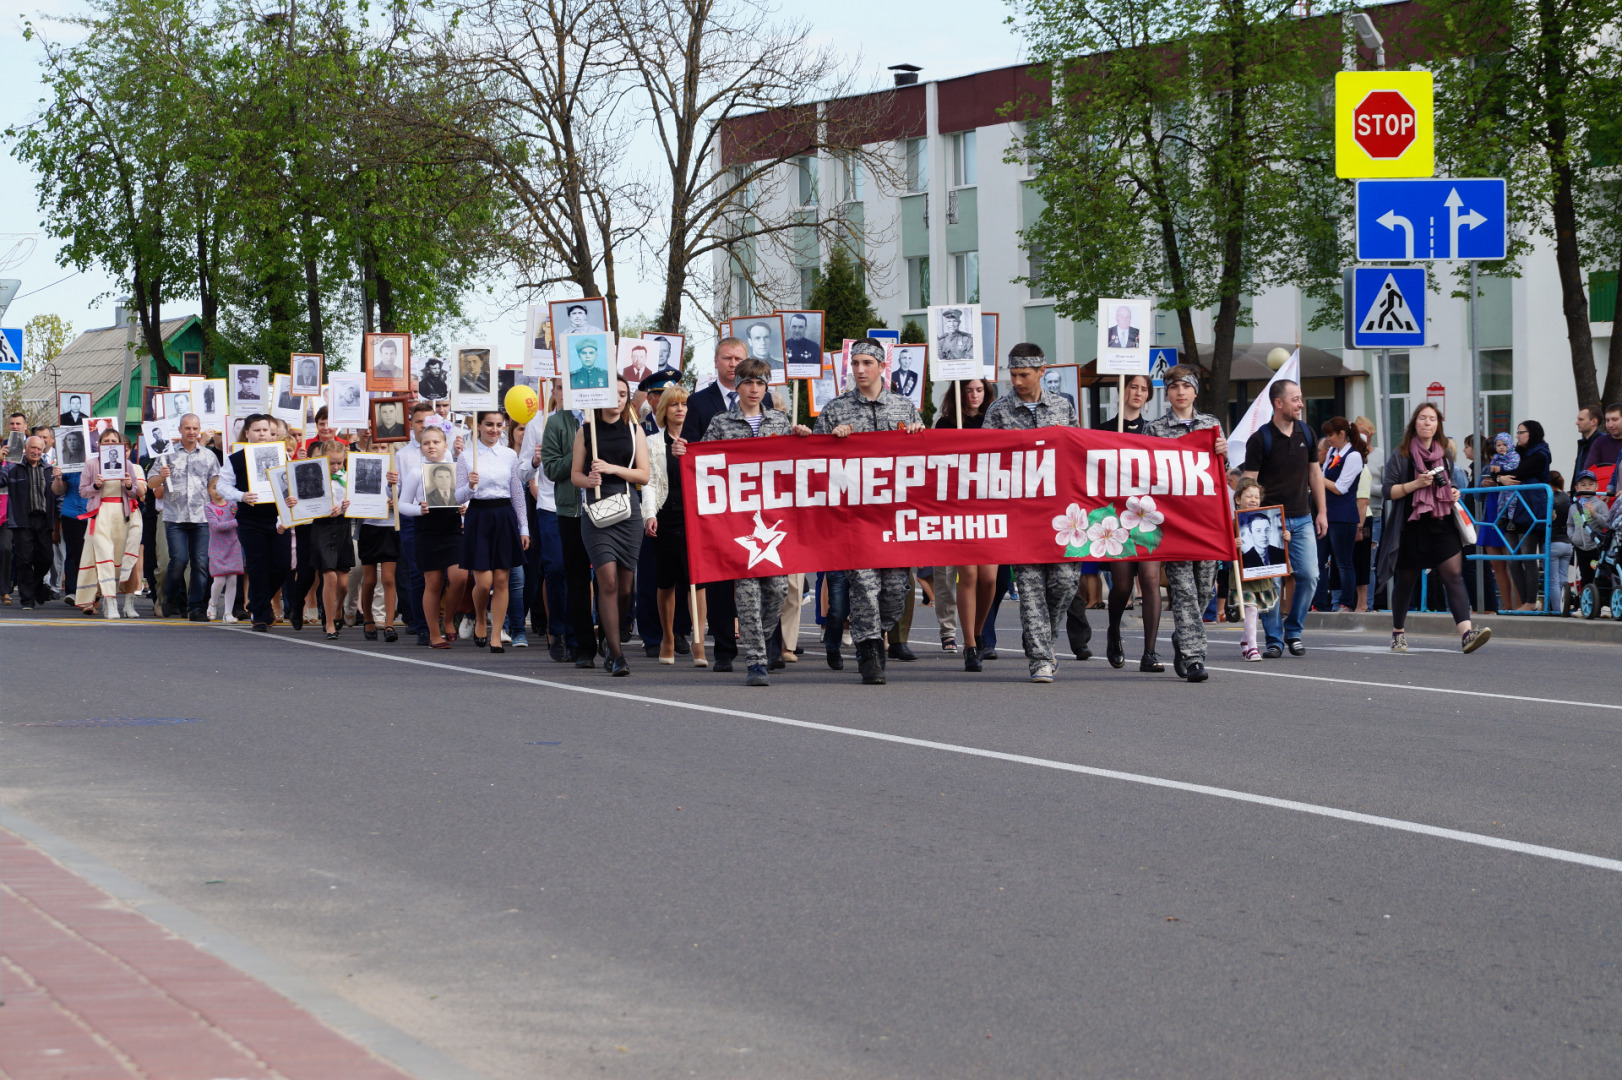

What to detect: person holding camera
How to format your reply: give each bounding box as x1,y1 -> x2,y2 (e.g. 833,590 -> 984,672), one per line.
1375,402 -> 1491,655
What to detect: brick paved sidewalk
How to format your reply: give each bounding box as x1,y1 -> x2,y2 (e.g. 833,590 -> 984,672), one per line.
0,829 -> 417,1080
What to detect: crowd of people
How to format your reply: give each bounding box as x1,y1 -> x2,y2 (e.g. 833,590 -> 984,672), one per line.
6,338 -> 1619,680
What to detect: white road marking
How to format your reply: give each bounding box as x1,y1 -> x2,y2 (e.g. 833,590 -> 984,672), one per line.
227,628 -> 1622,875
1205,664 -> 1622,712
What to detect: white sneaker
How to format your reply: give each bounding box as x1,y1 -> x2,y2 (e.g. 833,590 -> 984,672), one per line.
205,602 -> 218,621
103,596 -> 121,619
500,628 -> 512,644
459,616 -> 475,639
121,593 -> 138,618
1030,663 -> 1055,684
222,613 -> 239,623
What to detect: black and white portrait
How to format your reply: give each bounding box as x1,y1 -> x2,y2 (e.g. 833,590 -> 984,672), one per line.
782,312 -> 824,379
928,304 -> 984,382
251,445 -> 282,487
294,459 -> 327,500
99,444 -> 126,478
328,373 -> 369,428
740,315 -> 785,385
291,353 -> 323,395
57,426 -> 87,468
352,456 -> 384,495
645,333 -> 682,375
276,375 -> 300,412
372,398 -> 408,442
143,421 -> 170,458
933,306 -> 975,360
366,333 -> 410,392
458,348 -> 491,394
170,391 -> 192,417
416,356 -> 449,401
231,365 -> 267,408
550,298 -> 607,342
423,462 -> 458,507
887,344 -> 925,407
1238,506 -> 1290,581
1042,365 -> 1079,412
59,392 -> 90,426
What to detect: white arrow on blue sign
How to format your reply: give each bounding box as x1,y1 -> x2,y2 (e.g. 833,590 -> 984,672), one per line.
1355,178 -> 1506,262
1346,267 -> 1427,349
0,328 -> 22,373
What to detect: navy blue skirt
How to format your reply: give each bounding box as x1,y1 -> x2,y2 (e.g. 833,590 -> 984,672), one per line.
461,498 -> 522,571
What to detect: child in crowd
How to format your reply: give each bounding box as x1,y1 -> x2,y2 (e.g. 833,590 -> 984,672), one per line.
1568,470 -> 1614,610
1233,478 -> 1277,662
1488,431 -> 1519,478
205,481 -> 243,622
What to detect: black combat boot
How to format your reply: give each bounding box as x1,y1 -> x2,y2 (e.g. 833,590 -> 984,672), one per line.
857,639 -> 887,685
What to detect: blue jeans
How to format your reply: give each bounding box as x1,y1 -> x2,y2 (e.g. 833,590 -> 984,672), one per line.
507,562 -> 526,635
1316,520 -> 1357,611
531,509 -> 570,641
820,570 -> 849,647
165,521 -> 210,616
1261,515 -> 1319,648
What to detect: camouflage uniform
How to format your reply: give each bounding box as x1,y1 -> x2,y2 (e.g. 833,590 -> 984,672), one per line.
703,406 -> 796,668
983,389 -> 1082,676
813,387 -> 923,647
1145,409 -> 1224,665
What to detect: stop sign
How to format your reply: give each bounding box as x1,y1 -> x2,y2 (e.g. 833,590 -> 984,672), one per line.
1353,90 -> 1417,159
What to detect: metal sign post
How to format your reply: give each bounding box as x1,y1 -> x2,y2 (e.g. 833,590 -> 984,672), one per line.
1469,259 -> 1484,610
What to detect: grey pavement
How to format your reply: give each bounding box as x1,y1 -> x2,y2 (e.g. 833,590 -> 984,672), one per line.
3,603 -> 1620,1079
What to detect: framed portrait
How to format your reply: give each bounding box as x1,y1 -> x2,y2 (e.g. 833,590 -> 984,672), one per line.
527,304 -> 557,377
736,314 -> 786,386
229,364 -> 269,411
559,332 -> 618,411
364,332 -> 411,393
885,344 -> 927,409
4,431 -> 24,463
641,332 -> 683,376
194,378 -> 227,431
414,354 -> 450,402
290,352 -> 324,396
808,362 -> 838,416
266,465 -> 295,530
156,392 -> 187,440
271,374 -> 306,430
496,369 -> 541,419
422,461 -> 459,508
981,312 -> 999,380
617,338 -> 659,385
345,452 -> 391,519
142,420 -> 173,460
245,441 -> 286,498
227,415 -> 246,445
56,425 -> 88,469
370,396 -> 410,443
832,344 -> 855,393
289,455 -> 333,524
548,298 -> 608,350
142,385 -> 165,422
98,442 -> 127,479
450,345 -> 497,411
1237,505 -> 1291,582
58,391 -> 93,426
327,372 -> 370,429
85,416 -> 117,448
777,310 -> 824,378
1097,297 -> 1152,376
927,303 -> 983,382
1040,364 -> 1080,414
718,320 -> 732,342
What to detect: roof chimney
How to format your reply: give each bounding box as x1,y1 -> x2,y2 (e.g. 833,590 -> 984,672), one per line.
888,63 -> 921,87
114,299 -> 134,331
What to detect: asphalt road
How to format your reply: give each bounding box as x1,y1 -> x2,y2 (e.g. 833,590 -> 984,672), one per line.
4,602 -> 1621,1079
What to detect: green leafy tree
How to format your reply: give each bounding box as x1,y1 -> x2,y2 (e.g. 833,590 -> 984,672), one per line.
5,313 -> 74,419
809,246 -> 882,345
1425,0 -> 1622,406
1011,0 -> 1346,418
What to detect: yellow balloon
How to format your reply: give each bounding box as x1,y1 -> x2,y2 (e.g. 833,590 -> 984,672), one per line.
504,384 -> 540,426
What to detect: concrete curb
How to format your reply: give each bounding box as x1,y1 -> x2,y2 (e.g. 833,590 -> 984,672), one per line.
1,808 -> 494,1080
1304,610 -> 1622,643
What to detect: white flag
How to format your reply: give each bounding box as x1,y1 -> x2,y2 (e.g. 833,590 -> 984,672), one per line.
1226,349 -> 1300,469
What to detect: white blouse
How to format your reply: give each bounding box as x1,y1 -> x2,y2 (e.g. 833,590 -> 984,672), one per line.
455,441 -> 527,537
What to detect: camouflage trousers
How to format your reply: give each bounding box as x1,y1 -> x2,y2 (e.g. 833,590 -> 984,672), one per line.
1014,562 -> 1083,675
846,567 -> 911,643
736,575 -> 789,667
1164,560 -> 1218,664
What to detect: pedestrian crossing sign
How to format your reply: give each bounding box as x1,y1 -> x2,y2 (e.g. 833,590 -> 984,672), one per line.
0,327 -> 22,373
1345,266 -> 1427,349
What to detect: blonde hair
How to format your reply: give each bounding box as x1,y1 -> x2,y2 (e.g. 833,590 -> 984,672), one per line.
655,385 -> 690,430
1233,476 -> 1263,507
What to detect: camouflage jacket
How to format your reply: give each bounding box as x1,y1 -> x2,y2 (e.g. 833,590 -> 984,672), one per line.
982,390 -> 1078,430
1144,410 -> 1223,439
812,388 -> 921,435
702,406 -> 795,442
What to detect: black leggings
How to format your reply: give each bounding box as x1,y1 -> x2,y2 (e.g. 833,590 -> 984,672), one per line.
1107,560 -> 1161,644
1391,552 -> 1471,630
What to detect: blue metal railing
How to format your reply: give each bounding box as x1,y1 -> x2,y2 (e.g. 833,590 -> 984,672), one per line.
1460,482 -> 1556,615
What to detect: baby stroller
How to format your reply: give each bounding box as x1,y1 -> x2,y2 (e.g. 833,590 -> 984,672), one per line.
1579,516 -> 1622,620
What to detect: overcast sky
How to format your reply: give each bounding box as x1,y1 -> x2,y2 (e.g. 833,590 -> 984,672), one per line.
0,0 -> 1023,370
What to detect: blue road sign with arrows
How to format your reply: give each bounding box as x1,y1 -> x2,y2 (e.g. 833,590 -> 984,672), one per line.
1347,267 -> 1427,348
1355,178 -> 1507,262
0,328 -> 21,373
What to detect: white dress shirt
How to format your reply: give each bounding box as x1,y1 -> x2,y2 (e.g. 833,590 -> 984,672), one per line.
455,440 -> 527,537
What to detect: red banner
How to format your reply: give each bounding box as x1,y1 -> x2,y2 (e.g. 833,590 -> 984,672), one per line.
680,426 -> 1237,583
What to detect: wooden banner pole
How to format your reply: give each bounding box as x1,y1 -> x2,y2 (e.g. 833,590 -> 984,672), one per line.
1118,373 -> 1125,433
954,380 -> 963,429
688,584 -> 707,666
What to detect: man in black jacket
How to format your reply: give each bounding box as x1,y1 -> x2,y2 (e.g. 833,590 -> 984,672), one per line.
680,337 -> 746,671
1,436 -> 58,608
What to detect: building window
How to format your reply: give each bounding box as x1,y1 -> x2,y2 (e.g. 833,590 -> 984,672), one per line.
1479,348 -> 1513,441
907,257 -> 930,310
1386,350 -> 1411,443
839,155 -> 864,203
950,130 -> 977,187
904,138 -> 928,193
799,267 -> 820,307
733,274 -> 752,315
953,251 -> 980,304
181,351 -> 201,375
1027,248 -> 1047,300
796,156 -> 817,207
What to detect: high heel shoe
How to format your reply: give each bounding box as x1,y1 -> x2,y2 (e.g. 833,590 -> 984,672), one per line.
474,635 -> 489,648
1107,630 -> 1125,669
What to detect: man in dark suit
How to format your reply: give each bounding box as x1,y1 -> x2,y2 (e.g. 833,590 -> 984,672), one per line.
1107,305 -> 1140,348
60,394 -> 88,426
680,335 -> 747,672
